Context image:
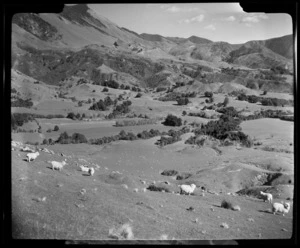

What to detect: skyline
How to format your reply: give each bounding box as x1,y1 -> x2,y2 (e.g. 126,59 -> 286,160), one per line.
89,3 -> 292,44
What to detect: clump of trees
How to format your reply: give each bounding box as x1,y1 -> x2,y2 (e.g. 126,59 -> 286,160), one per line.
177,97 -> 190,105
236,93 -> 293,106
11,113 -> 64,131
155,127 -> 190,147
56,131 -> 88,144
102,80 -> 119,89
66,112 -> 85,120
89,96 -> 114,111
216,107 -> 240,117
11,98 -> 33,108
163,114 -> 182,126
106,100 -> 132,119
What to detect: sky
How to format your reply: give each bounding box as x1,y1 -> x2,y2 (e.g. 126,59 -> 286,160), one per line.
89,3 -> 292,44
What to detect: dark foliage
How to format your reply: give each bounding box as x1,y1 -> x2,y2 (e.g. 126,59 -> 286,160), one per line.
163,114 -> 182,126
53,125 -> 59,131
161,170 -> 178,176
236,93 -> 293,106
102,80 -> 119,89
177,97 -> 190,105
221,199 -> 234,210
56,131 -> 88,144
11,98 -> 33,108
223,96 -> 229,107
102,87 -> 109,92
135,92 -> 142,98
216,107 -> 240,117
204,91 -> 213,98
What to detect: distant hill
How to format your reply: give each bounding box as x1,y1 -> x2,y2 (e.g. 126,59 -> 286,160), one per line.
263,34 -> 293,59
11,4 -> 294,91
140,33 -> 165,42
187,36 -> 213,44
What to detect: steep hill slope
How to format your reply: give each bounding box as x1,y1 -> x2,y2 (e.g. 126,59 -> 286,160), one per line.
11,4 -> 294,91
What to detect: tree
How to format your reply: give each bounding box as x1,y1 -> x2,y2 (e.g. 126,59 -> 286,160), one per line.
163,114 -> 182,127
177,97 -> 189,105
67,112 -> 75,120
135,92 -> 142,98
102,87 -> 109,92
223,96 -> 229,107
204,91 -> 213,98
71,133 -> 88,143
53,125 -> 59,131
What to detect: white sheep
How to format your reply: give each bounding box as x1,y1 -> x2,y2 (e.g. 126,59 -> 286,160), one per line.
79,165 -> 90,172
272,202 -> 290,216
179,184 -> 196,195
88,167 -> 95,176
49,160 -> 67,171
26,152 -> 40,162
260,191 -> 273,203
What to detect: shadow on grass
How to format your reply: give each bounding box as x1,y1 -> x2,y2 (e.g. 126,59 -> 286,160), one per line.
258,209 -> 273,214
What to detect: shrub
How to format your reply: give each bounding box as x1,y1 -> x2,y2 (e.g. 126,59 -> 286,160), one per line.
163,114 -> 182,126
66,112 -> 76,120
263,90 -> 267,95
156,87 -> 167,92
135,92 -> 142,98
204,91 -> 213,98
102,80 -> 119,89
53,125 -> 59,131
182,111 -> 187,116
223,96 -> 229,107
71,133 -> 88,143
247,95 -> 259,103
42,138 -> 48,145
217,107 -> 240,117
161,170 -> 178,176
221,199 -> 234,210
205,97 -> 214,103
177,97 -> 190,105
102,87 -> 109,92
261,98 -> 273,106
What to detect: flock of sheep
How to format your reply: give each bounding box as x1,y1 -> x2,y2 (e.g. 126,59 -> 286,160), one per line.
259,191 -> 291,216
12,140 -> 291,217
12,141 -> 96,177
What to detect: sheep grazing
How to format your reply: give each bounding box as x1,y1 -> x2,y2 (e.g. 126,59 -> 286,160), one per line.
79,165 -> 90,172
26,152 -> 40,162
49,160 -> 67,171
88,167 -> 95,176
179,184 -> 196,195
272,202 -> 291,216
260,191 -> 273,203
